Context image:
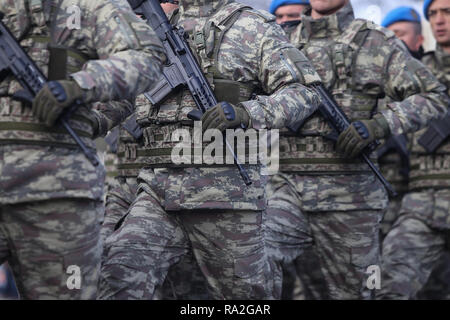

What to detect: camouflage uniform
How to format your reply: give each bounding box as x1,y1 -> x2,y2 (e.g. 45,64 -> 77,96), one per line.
379,45 -> 450,299
0,0 -> 165,299
99,0 -> 322,300
266,2 -> 449,300
376,98 -> 411,241
101,104 -> 210,300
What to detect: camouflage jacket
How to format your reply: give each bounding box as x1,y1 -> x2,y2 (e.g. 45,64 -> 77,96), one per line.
0,0 -> 165,204
134,0 -> 322,211
282,2 -> 448,175
407,45 -> 450,190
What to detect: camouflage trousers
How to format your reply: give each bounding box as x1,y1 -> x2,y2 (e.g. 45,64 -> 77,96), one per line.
101,175 -> 210,299
378,189 -> 450,299
380,194 -> 404,241
100,175 -> 266,300
418,251 -> 450,299
280,247 -> 329,300
0,198 -> 103,299
266,172 -> 386,300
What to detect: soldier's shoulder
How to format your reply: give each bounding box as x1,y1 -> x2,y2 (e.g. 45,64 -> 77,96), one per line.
240,8 -> 276,23
361,19 -> 397,40
351,19 -> 407,52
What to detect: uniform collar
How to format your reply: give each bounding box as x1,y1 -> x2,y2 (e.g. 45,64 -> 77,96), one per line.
300,2 -> 355,40
179,0 -> 234,18
435,45 -> 450,69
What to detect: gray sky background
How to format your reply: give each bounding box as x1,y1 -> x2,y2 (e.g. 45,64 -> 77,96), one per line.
239,0 -> 436,50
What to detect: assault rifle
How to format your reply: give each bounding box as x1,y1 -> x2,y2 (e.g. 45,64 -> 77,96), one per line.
313,84 -> 398,197
377,134 -> 410,179
128,0 -> 252,185
417,111 -> 450,153
0,12 -> 99,166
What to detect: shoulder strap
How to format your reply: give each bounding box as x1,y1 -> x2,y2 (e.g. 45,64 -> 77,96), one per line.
193,2 -> 250,74
332,19 -> 370,92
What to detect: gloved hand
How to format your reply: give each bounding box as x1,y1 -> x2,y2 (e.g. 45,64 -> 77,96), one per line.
200,101 -> 250,133
336,114 -> 390,158
32,80 -> 84,127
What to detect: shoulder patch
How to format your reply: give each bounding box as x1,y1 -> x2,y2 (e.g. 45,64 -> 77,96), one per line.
244,8 -> 276,23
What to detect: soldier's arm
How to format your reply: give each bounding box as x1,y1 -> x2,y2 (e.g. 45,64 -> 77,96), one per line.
378,37 -> 449,136
70,0 -> 166,103
232,13 -> 322,130
89,99 -> 134,138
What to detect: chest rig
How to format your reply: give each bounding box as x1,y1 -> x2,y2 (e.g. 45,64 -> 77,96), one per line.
279,19 -> 385,173
135,2 -> 261,167
408,50 -> 450,190
298,19 -> 380,135
0,0 -> 95,148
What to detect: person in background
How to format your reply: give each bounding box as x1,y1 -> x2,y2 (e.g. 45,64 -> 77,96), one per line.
378,0 -> 450,300
381,6 -> 425,59
270,0 -> 309,35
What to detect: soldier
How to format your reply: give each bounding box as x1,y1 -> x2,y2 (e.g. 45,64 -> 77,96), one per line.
377,6 -> 425,241
381,6 -> 425,60
99,0 -> 323,300
265,0 -> 449,299
378,0 -> 450,300
100,1 -> 211,300
0,0 -> 165,299
270,0 -> 309,28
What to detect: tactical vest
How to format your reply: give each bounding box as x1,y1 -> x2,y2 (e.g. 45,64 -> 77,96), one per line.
406,50 -> 450,191
130,2 -> 261,168
0,1 -> 96,149
279,19 -> 383,173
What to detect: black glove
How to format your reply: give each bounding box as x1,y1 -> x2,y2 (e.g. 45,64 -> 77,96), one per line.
199,101 -> 250,133
336,114 -> 390,158
32,80 -> 84,127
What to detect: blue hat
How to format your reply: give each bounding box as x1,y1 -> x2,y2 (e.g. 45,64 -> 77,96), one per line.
423,0 -> 435,20
269,0 -> 310,14
381,6 -> 421,28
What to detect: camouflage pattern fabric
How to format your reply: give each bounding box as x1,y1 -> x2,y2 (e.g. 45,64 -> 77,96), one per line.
101,174 -> 210,299
418,251 -> 450,300
281,248 -> 329,300
376,98 -> 410,241
101,112 -> 210,299
0,0 -> 165,203
99,174 -> 273,299
266,2 -> 448,300
266,172 -> 383,299
380,196 -> 404,241
99,0 -> 322,300
0,197 -> 103,299
0,0 -> 165,299
379,45 -> 450,300
378,190 -> 450,299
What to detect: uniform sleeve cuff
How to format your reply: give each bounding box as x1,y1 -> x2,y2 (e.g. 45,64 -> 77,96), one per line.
238,100 -> 267,130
